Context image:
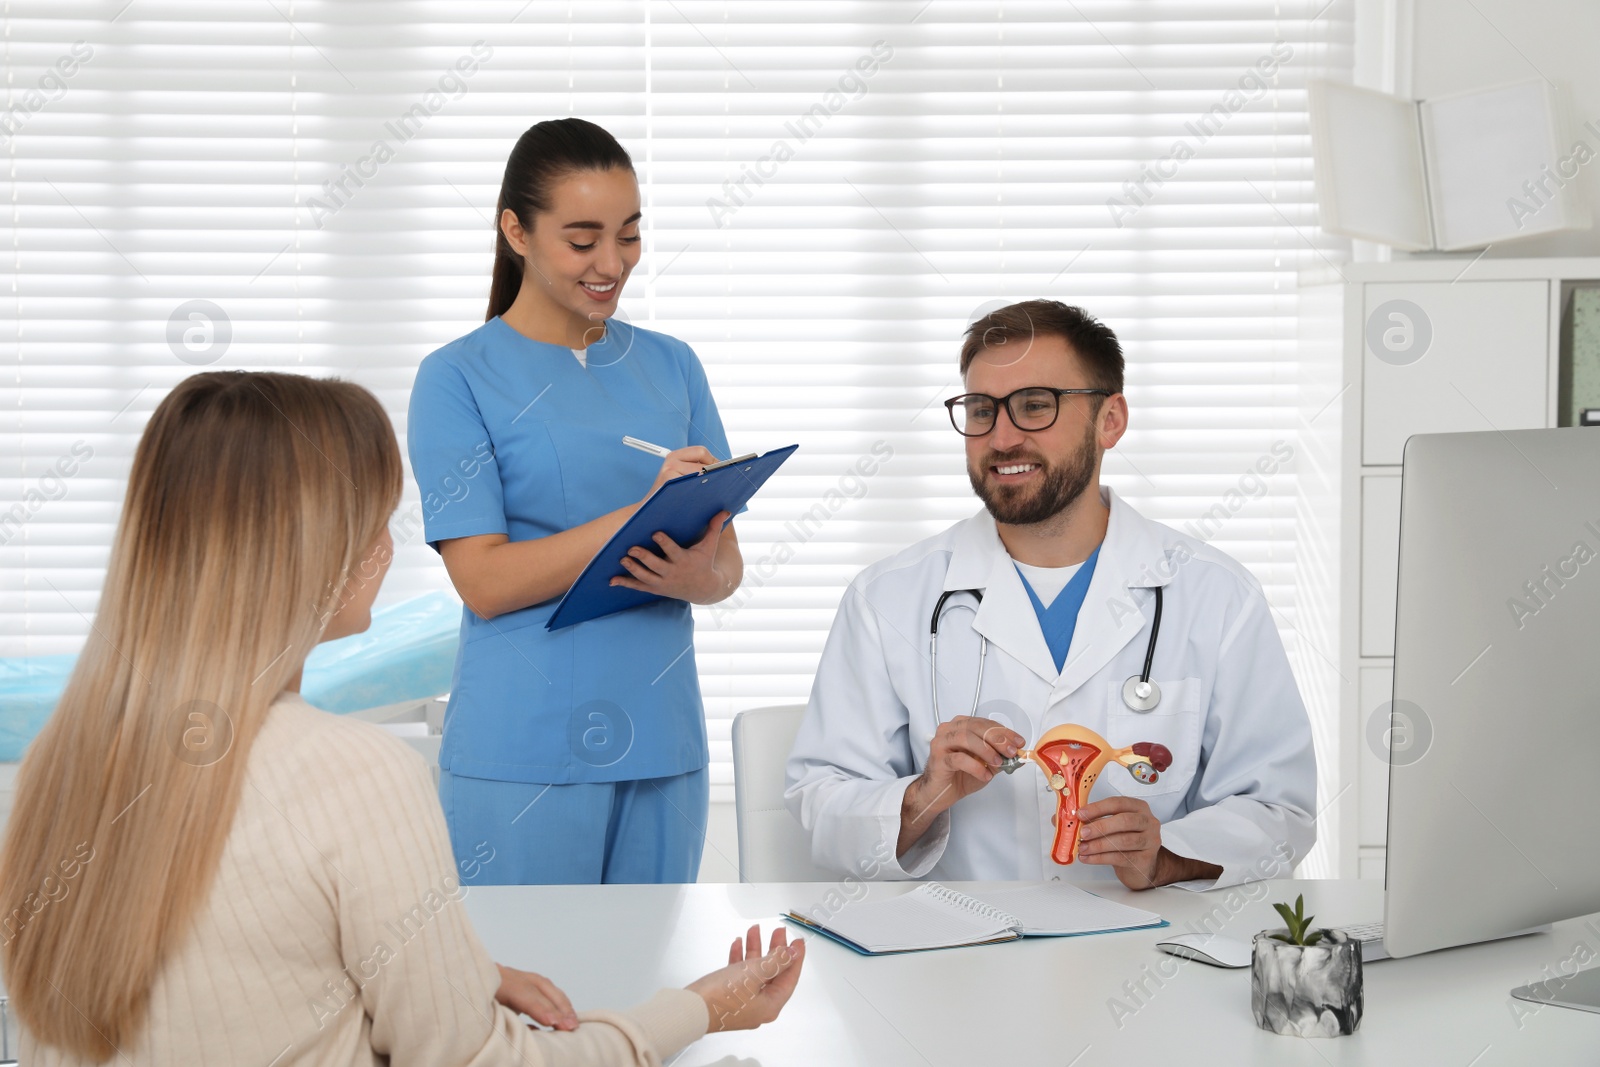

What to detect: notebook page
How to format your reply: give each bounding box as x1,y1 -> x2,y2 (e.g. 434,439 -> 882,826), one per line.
794,883 -> 1015,953
977,882 -> 1163,935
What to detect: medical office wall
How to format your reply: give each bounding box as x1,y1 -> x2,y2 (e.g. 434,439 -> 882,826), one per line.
0,3 -> 1353,875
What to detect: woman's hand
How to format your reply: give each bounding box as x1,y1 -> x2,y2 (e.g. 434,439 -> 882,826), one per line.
647,446 -> 719,496
495,964 -> 579,1031
610,510 -> 738,605
686,924 -> 805,1033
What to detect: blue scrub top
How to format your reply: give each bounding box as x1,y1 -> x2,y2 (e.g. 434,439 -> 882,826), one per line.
407,316 -> 733,785
1016,543 -> 1101,673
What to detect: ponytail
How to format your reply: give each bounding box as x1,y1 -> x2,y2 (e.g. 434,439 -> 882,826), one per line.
486,118 -> 634,321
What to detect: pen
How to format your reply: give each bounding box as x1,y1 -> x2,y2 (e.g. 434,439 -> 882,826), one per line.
622,436 -> 672,458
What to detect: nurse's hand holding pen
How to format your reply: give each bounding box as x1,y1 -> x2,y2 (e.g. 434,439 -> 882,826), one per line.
640,443 -> 719,493
897,715 -> 1026,858
609,442 -> 742,605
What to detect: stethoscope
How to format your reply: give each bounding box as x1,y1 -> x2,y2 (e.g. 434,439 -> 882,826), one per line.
928,588 -> 986,727
928,582 -> 1166,732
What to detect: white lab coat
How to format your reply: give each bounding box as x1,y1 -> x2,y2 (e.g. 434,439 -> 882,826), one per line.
784,487 -> 1316,890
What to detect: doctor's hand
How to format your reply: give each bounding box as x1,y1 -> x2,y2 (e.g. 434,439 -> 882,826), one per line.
1072,796 -> 1165,889
1069,797 -> 1223,890
899,715 -> 1025,858
610,510 -> 737,605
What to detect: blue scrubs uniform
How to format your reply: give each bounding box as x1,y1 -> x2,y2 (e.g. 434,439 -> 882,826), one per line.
1017,544 -> 1101,671
407,316 -> 731,884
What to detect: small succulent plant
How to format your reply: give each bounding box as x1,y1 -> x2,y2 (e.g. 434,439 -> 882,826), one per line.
1268,893 -> 1324,946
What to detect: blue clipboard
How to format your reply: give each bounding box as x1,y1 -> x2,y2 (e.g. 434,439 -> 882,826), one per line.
545,444 -> 799,631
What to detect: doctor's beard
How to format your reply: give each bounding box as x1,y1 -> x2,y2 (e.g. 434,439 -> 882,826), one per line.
967,427 -> 1098,526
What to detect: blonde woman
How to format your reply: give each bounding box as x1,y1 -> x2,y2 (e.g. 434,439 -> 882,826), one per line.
0,372 -> 802,1065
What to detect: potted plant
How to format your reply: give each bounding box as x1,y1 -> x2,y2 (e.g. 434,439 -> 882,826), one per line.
1251,894 -> 1363,1037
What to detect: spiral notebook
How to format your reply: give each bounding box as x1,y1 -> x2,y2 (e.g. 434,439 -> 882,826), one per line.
785,881 -> 1167,955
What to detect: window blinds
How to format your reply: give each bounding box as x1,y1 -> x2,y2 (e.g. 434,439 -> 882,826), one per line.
1,3 -> 1351,858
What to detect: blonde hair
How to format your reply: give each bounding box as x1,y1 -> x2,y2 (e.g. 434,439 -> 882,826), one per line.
0,371 -> 402,1059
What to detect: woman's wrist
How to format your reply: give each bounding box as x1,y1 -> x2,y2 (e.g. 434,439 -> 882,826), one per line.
690,987 -> 722,1031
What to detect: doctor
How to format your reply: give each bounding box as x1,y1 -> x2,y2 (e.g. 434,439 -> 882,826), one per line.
785,299 -> 1316,890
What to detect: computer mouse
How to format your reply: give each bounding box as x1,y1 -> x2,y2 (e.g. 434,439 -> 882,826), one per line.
1155,931 -> 1253,969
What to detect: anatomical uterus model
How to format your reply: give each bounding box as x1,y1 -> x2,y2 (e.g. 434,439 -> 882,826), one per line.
1021,723 -> 1173,864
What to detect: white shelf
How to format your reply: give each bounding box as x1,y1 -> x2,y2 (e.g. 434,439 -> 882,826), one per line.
1304,256 -> 1600,877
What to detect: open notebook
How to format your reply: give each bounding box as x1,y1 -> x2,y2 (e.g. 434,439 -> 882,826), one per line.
785,882 -> 1167,955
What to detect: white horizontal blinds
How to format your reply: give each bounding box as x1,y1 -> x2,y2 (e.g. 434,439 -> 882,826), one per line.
1,4 -> 1352,829
0,1 -> 650,654
655,4 -> 1353,805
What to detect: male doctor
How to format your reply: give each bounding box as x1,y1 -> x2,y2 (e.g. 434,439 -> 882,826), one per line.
785,300 -> 1316,891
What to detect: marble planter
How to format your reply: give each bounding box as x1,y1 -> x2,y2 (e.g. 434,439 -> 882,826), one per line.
1251,929 -> 1363,1037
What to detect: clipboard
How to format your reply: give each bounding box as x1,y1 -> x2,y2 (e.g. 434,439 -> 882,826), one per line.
545,444 -> 799,631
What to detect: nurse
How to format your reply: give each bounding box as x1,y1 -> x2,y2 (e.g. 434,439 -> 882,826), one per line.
785,300 -> 1317,890
408,118 -> 742,884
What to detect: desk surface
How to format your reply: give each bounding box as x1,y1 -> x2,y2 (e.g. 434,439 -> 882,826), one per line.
465,878 -> 1600,1066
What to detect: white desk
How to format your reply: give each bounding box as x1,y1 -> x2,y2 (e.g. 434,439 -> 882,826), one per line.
465,879 -> 1600,1065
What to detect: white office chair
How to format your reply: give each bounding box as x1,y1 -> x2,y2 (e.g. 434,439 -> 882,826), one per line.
731,705 -> 838,882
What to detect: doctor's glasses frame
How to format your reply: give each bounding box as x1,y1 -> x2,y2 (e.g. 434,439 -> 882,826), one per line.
944,386 -> 1113,437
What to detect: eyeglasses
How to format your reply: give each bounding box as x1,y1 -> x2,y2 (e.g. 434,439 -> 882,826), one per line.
944,387 -> 1113,437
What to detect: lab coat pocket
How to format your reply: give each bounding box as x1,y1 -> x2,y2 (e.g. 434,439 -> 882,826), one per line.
1101,677 -> 1202,799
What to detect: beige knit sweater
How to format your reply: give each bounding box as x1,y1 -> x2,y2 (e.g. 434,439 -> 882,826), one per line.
23,692 -> 710,1066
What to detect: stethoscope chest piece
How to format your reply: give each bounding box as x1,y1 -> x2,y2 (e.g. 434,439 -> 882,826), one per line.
1121,675 -> 1161,713
1119,584 -> 1166,712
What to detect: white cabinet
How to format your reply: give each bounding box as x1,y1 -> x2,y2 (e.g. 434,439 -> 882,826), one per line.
1359,476 -> 1402,657
1361,281 -> 1549,465
1357,665 -> 1394,849
1314,259 -> 1585,879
